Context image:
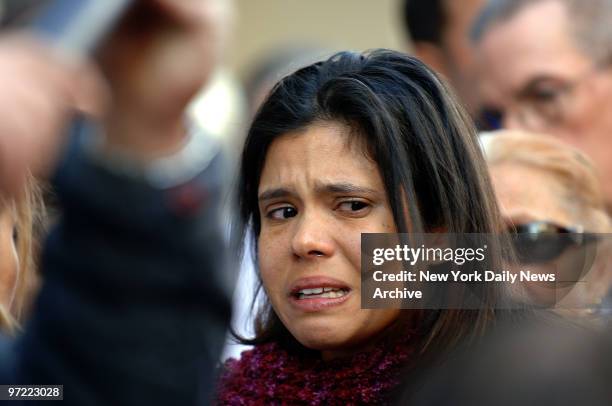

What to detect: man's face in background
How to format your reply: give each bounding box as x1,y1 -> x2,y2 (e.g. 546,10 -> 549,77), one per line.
411,0 -> 486,115
438,0 -> 486,115
476,0 -> 612,210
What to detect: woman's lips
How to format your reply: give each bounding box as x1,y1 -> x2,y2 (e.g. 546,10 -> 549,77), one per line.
288,276 -> 352,312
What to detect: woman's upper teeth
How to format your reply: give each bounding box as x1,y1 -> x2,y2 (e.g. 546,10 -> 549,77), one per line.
299,287 -> 339,295
296,287 -> 348,299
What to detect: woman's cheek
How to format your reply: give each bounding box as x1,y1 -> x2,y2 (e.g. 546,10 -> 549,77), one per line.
342,215 -> 396,272
342,233 -> 363,273
258,236 -> 285,297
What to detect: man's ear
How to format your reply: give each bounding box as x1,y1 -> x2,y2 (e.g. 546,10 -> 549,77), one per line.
412,42 -> 448,77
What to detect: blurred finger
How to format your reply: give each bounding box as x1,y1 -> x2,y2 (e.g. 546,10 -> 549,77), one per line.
68,61 -> 111,119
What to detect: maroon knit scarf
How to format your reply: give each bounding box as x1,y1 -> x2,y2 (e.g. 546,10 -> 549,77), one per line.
216,330 -> 417,405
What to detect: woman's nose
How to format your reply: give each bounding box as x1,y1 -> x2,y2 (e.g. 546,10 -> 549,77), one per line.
291,213 -> 336,260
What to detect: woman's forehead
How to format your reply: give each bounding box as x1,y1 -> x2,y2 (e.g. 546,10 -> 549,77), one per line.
267,121 -> 373,163
258,123 -> 381,191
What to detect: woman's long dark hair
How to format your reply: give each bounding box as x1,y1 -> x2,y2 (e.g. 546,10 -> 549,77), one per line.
233,49 -> 510,355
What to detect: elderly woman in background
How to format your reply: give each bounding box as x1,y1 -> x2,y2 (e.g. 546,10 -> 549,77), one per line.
482,130 -> 612,318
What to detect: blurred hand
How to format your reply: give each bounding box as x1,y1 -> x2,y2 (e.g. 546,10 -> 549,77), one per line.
96,0 -> 225,161
0,34 -> 107,199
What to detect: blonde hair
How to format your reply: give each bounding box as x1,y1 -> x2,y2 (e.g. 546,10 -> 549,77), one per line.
483,130 -> 612,318
482,130 -> 611,232
0,175 -> 44,334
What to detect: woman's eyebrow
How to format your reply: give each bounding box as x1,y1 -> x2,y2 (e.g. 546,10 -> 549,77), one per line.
258,188 -> 295,202
258,183 -> 379,201
318,182 -> 378,195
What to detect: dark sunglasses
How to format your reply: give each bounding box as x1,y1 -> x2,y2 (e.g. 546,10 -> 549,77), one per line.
507,221 -> 598,265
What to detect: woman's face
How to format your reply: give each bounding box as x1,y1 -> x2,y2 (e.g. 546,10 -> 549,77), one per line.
489,162 -> 607,307
257,121 -> 400,359
0,205 -> 19,310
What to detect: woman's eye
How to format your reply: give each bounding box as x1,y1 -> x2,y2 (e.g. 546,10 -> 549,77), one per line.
267,206 -> 297,220
337,200 -> 370,214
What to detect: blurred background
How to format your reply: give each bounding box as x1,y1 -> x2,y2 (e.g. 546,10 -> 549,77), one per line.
189,0 -> 410,159
228,0 -> 404,76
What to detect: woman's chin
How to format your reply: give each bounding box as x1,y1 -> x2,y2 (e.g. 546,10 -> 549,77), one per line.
280,307 -> 400,355
289,322 -> 353,352
294,332 -> 373,361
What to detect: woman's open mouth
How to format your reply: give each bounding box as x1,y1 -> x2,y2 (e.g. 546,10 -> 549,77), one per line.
288,277 -> 352,312
294,287 -> 350,299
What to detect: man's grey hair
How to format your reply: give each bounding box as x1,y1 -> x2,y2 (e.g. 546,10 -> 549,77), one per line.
471,0 -> 612,65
